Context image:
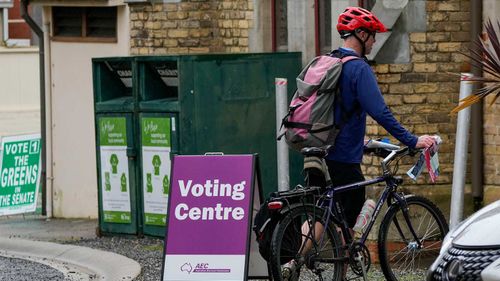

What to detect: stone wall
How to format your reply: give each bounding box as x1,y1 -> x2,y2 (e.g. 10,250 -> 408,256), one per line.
363,0 -> 474,218
484,94 -> 500,202
127,0 -> 500,209
483,0 -> 500,204
129,1 -> 253,55
357,1 -> 476,243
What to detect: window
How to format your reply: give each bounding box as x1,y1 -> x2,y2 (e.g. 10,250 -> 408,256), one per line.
272,0 -> 288,52
317,0 -> 332,55
359,0 -> 376,10
52,7 -> 117,42
1,0 -> 33,46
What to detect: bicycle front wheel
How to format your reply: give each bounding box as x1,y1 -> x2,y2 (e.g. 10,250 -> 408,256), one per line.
378,195 -> 448,281
270,204 -> 344,281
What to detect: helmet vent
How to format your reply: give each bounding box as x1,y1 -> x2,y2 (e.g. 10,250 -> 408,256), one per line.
337,6 -> 387,34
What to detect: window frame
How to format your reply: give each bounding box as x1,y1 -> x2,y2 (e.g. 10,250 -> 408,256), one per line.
271,0 -> 288,52
359,0 -> 376,10
51,6 -> 118,43
316,0 -> 332,56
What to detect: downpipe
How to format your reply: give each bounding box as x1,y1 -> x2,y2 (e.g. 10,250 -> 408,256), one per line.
20,0 -> 47,216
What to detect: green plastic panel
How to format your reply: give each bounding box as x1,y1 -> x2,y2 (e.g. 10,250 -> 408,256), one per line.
96,113 -> 138,235
138,112 -> 179,237
176,53 -> 303,197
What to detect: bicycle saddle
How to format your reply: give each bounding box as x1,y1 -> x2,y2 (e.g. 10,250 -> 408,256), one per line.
300,147 -> 328,157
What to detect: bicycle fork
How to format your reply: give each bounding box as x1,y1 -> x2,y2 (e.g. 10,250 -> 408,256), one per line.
392,193 -> 423,249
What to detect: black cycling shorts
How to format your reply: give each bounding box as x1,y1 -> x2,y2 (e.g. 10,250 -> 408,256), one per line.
325,160 -> 365,228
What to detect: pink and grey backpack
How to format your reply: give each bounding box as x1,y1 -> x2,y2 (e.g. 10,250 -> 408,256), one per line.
278,55 -> 358,151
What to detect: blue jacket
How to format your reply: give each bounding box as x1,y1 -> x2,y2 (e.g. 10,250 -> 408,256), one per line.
326,48 -> 418,163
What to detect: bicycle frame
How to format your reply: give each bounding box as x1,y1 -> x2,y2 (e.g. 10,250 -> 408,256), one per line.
321,173 -> 422,250
268,144 -> 441,281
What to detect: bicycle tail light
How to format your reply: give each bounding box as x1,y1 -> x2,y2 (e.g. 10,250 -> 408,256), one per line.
268,201 -> 283,210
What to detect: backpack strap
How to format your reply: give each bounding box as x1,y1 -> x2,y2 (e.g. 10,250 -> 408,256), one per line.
340,55 -> 359,63
333,54 -> 362,129
334,90 -> 359,129
330,49 -> 367,62
276,104 -> 300,140
282,121 -> 335,133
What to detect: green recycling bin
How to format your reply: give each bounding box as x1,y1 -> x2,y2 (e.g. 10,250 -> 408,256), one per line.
93,53 -> 304,237
134,53 -> 303,237
136,56 -> 180,237
93,57 -> 139,235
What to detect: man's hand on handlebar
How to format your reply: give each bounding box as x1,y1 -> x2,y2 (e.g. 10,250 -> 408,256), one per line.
415,135 -> 439,149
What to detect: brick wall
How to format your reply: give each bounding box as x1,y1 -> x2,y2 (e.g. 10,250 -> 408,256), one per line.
483,0 -> 500,204
127,0 -> 498,207
484,94 -> 500,202
363,0 -> 470,195
129,1 -> 253,55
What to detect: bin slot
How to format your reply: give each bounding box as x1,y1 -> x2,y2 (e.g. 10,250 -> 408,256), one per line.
140,61 -> 178,101
95,60 -> 133,104
105,61 -> 133,89
152,61 -> 178,87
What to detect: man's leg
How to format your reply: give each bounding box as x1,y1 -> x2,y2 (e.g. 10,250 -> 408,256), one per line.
326,160 -> 365,279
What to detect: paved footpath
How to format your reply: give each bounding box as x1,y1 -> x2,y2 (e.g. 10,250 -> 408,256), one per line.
0,215 -> 141,280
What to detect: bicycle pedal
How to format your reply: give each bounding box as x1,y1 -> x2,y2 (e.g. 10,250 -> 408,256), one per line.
282,269 -> 291,280
282,270 -> 299,281
282,260 -> 299,281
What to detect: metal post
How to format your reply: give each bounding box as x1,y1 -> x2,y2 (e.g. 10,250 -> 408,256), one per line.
0,9 -> 3,43
275,78 -> 289,191
1,8 -> 7,42
470,0 -> 483,212
449,73 -> 473,230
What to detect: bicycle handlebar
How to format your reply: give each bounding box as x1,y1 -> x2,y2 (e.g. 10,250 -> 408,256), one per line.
363,139 -> 424,175
301,136 -> 440,175
364,139 -> 401,150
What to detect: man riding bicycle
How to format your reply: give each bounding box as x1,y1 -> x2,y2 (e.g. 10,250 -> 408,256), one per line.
282,6 -> 436,281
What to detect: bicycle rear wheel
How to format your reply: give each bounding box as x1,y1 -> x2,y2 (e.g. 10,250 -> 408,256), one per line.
378,195 -> 448,281
270,204 -> 344,281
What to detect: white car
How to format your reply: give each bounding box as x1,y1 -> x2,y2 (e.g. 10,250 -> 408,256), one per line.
427,200 -> 500,281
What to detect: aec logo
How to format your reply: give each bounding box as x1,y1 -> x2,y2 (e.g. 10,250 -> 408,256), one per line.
180,263 -> 230,274
180,263 -> 193,274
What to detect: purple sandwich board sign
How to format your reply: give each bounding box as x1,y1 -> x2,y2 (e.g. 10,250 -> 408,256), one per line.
162,154 -> 269,281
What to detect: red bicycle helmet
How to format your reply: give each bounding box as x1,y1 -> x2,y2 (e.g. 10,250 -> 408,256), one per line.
337,7 -> 387,36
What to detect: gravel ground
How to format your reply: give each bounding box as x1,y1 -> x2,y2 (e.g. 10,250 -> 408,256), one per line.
0,256 -> 64,281
0,234 -> 428,281
0,216 -> 427,280
64,236 -> 427,281
64,236 -> 164,281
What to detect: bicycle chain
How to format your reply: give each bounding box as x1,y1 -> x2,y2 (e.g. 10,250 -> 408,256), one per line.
348,242 -> 371,276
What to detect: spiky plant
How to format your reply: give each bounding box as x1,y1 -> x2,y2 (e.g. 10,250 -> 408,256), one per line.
452,19 -> 500,113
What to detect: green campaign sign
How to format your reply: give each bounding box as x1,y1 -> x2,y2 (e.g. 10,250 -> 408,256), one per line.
0,134 -> 41,215
141,117 -> 172,226
99,117 -> 132,224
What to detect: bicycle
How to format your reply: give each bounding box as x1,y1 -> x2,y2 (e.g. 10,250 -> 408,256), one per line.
267,140 -> 449,281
